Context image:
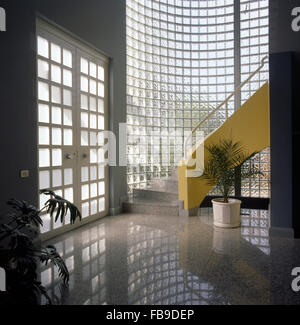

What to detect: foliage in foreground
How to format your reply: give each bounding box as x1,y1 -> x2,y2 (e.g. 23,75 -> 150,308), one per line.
0,189 -> 81,305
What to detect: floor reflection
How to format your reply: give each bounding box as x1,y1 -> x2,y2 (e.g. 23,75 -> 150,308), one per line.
199,208 -> 270,255
241,209 -> 270,255
40,209 -> 300,305
126,222 -> 220,305
40,223 -> 107,305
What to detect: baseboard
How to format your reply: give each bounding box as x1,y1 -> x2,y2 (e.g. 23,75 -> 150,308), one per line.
178,200 -> 198,217
269,227 -> 294,238
109,206 -> 122,216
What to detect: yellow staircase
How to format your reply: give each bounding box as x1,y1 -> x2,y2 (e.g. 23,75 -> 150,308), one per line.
178,76 -> 270,210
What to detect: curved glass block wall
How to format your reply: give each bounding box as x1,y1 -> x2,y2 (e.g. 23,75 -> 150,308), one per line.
240,0 -> 269,197
126,0 -> 269,197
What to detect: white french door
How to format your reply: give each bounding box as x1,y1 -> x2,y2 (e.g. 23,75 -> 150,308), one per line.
37,19 -> 109,240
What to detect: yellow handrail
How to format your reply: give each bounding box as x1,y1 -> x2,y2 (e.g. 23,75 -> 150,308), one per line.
184,55 -> 268,158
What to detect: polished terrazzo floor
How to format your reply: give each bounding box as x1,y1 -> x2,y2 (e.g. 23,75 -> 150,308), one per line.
40,208 -> 300,305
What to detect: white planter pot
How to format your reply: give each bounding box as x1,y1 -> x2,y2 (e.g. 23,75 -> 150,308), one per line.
213,227 -> 241,255
212,198 -> 242,228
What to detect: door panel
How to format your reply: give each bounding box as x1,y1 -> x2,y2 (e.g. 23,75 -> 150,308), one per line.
77,50 -> 108,221
37,20 -> 109,241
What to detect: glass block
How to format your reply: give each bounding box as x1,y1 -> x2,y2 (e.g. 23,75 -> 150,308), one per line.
64,168 -> 73,185
90,96 -> 97,111
39,126 -> 49,145
81,112 -> 89,128
90,131 -> 97,146
51,86 -> 61,104
90,79 -> 97,95
63,89 -> 72,106
53,217 -> 63,230
91,199 -> 97,215
52,169 -> 62,187
98,181 -> 105,196
99,197 -> 105,212
38,36 -> 49,58
52,127 -> 62,145
98,66 -> 104,81
90,166 -> 97,180
64,129 -> 72,146
51,43 -> 61,63
98,99 -> 104,113
81,58 -> 89,74
98,132 -> 104,145
39,149 -> 50,167
38,104 -> 49,123
90,149 -> 97,163
39,193 -> 48,209
81,131 -> 89,146
90,114 -> 97,129
90,182 -> 97,198
52,149 -> 62,166
40,214 -> 51,234
63,109 -> 72,126
38,82 -> 49,101
90,62 -> 97,78
51,64 -> 61,84
98,82 -> 104,97
81,76 -> 89,92
96,116 -> 105,134
64,187 -> 73,202
81,166 -> 89,182
98,166 -> 104,179
63,49 -> 72,68
63,69 -> 72,87
97,148 -> 105,164
38,60 -> 49,79
39,170 -> 50,189
52,106 -> 62,124
81,94 -> 88,110
81,184 -> 89,200
55,189 -> 62,197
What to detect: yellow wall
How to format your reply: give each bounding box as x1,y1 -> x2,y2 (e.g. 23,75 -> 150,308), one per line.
178,82 -> 270,209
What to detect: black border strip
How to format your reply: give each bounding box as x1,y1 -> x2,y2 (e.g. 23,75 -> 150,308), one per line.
200,196 -> 270,210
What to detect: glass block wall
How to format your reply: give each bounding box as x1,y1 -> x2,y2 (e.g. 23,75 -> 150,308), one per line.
126,0 -> 270,197
240,0 -> 270,197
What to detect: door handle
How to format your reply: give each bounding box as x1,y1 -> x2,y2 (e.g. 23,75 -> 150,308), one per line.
82,153 -> 89,159
66,153 -> 74,160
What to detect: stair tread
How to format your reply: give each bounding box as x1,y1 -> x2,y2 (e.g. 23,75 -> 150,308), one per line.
124,197 -> 178,207
152,177 -> 177,182
135,188 -> 177,195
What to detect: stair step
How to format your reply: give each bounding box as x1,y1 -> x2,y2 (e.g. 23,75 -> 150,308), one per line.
151,178 -> 178,193
123,197 -> 179,216
170,168 -> 178,180
133,188 -> 178,202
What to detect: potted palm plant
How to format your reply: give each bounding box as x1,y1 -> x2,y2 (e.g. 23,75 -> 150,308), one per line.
202,138 -> 262,228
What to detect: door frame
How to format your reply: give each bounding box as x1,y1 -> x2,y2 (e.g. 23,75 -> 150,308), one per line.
36,17 -> 110,241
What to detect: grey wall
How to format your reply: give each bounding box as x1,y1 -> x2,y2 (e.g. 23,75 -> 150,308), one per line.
0,1 -> 37,219
269,0 -> 300,237
269,52 -> 293,230
269,0 -> 300,54
0,0 -> 126,220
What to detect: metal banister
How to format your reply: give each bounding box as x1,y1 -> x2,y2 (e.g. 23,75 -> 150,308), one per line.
184,55 -> 268,158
